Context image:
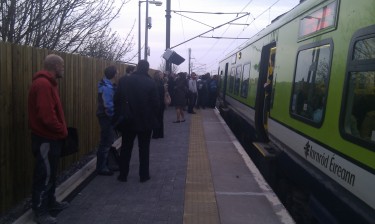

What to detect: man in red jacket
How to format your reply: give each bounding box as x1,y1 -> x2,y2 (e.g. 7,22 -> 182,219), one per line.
28,54 -> 69,224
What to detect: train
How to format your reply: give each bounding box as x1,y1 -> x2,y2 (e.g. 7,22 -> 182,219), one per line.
217,0 -> 375,223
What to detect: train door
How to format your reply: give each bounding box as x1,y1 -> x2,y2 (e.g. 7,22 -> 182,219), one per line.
255,42 -> 276,142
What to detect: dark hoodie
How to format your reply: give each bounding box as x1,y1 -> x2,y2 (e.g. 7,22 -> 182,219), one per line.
28,70 -> 68,140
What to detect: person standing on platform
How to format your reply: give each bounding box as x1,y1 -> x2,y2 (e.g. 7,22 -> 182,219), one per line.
172,72 -> 188,123
152,70 -> 165,139
28,54 -> 69,224
208,75 -> 218,108
187,72 -> 198,114
197,73 -> 209,109
115,60 -> 160,183
96,65 -> 117,176
167,72 -> 175,106
125,65 -> 135,76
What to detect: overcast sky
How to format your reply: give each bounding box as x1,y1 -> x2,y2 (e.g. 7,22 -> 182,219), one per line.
112,0 -> 300,74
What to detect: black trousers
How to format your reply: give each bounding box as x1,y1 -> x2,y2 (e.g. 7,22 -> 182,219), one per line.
31,134 -> 63,215
152,108 -> 165,138
119,129 -> 152,179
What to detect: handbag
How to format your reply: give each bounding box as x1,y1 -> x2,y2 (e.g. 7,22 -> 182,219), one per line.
61,127 -> 79,157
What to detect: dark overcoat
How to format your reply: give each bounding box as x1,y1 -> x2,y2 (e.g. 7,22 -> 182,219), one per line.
114,71 -> 160,132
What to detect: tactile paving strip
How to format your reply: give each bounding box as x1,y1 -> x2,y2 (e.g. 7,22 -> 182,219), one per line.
183,111 -> 220,224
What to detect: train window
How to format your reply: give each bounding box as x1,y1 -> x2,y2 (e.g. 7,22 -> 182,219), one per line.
298,1 -> 338,39
234,65 -> 242,95
241,63 -> 251,98
353,37 -> 375,60
343,72 -> 375,141
342,28 -> 375,147
291,42 -> 332,126
228,67 -> 235,93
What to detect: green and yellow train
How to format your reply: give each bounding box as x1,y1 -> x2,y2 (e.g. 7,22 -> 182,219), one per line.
218,0 -> 375,222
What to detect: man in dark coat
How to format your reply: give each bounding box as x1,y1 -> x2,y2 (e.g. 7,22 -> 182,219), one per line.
114,60 -> 160,183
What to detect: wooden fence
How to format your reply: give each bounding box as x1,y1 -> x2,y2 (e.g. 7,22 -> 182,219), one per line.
0,41 -> 133,214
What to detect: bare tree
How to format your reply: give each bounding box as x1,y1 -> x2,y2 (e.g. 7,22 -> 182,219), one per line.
0,0 -> 134,60
79,23 -> 136,62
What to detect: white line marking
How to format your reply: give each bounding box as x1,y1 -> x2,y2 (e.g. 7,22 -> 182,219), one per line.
213,109 -> 295,224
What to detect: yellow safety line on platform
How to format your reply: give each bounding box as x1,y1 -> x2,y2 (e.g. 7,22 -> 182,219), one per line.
183,111 -> 220,224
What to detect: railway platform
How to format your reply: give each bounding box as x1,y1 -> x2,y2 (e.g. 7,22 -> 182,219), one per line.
15,107 -> 294,224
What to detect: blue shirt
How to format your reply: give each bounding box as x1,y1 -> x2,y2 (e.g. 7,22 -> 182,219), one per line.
97,77 -> 115,117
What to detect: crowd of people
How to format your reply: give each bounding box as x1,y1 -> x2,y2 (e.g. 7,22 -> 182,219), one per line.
27,54 -> 219,224
167,71 -> 219,121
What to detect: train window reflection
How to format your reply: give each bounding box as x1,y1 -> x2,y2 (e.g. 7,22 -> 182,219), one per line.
291,44 -> 331,125
234,65 -> 242,95
344,71 -> 375,142
353,37 -> 375,60
241,64 -> 251,98
341,30 -> 375,149
228,67 -> 235,93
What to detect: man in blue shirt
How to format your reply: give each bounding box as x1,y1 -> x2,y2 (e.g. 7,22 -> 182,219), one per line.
96,65 -> 117,175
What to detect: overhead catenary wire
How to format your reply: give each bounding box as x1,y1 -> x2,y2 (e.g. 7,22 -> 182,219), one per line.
225,0 -> 281,54
170,12 -> 250,49
196,0 -> 255,70
205,0 -> 282,70
172,10 -> 249,15
173,0 -> 290,72
174,12 -> 214,29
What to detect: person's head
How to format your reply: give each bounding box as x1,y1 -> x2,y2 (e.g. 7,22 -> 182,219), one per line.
191,72 -> 197,79
177,72 -> 186,80
126,65 -> 135,74
136,60 -> 149,74
154,70 -> 163,80
104,65 -> 117,80
44,54 -> 64,79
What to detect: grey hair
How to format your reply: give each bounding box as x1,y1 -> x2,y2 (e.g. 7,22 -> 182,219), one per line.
44,54 -> 64,71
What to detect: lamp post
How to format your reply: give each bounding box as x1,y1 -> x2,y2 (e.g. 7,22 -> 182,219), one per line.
138,0 -> 162,62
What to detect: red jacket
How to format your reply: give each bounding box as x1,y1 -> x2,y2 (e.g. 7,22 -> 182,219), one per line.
28,70 -> 68,140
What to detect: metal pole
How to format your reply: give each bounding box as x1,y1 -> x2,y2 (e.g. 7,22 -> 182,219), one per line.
144,0 -> 149,60
188,48 -> 191,75
165,0 -> 171,73
138,1 -> 142,62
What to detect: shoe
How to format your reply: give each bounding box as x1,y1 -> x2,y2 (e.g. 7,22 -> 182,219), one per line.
117,175 -> 127,182
48,201 -> 69,212
172,121 -> 180,123
97,170 -> 114,176
140,176 -> 150,183
180,119 -> 185,122
34,214 -> 57,224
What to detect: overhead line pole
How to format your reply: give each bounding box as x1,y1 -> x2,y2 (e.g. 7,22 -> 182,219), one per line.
165,0 -> 171,73
170,12 -> 250,49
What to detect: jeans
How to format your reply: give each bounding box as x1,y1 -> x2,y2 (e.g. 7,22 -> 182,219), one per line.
31,134 -> 63,215
188,92 -> 197,113
96,116 -> 115,172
